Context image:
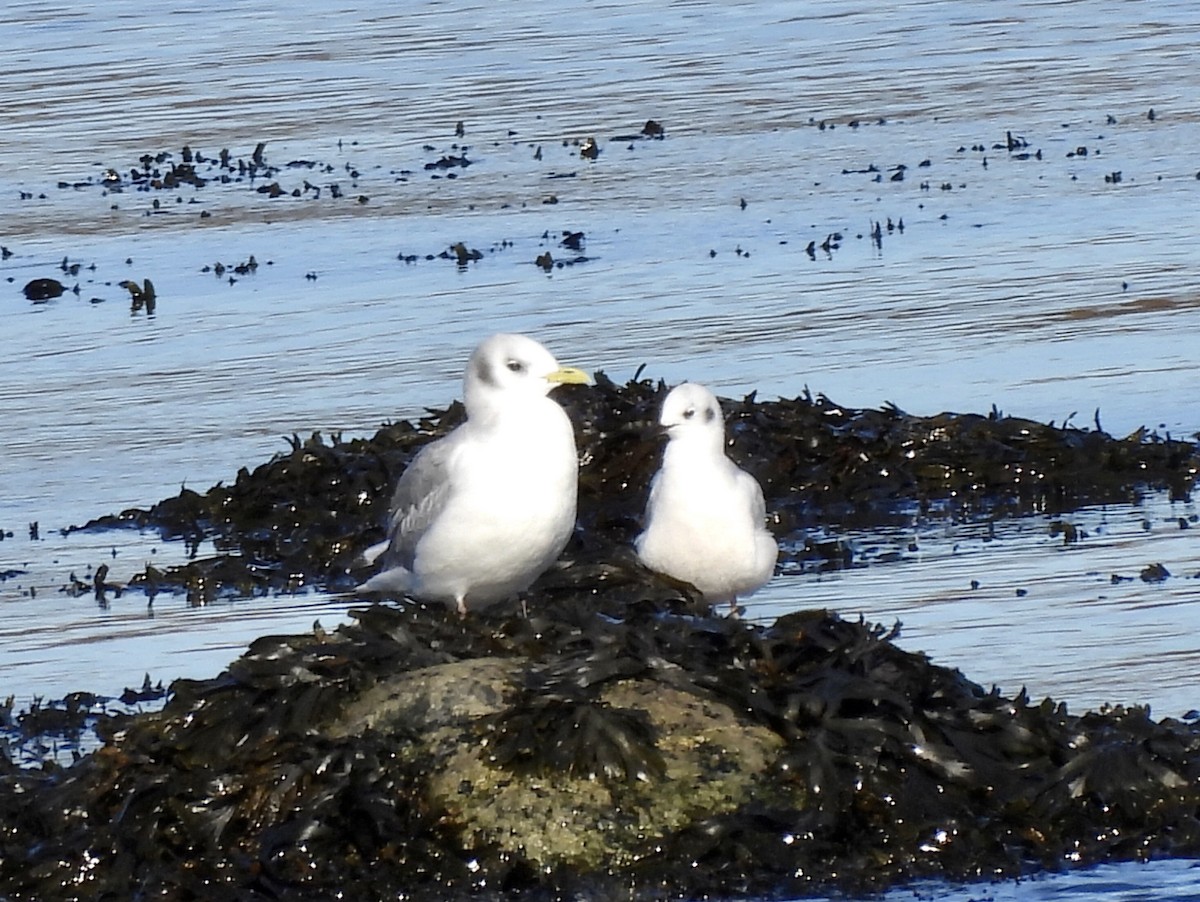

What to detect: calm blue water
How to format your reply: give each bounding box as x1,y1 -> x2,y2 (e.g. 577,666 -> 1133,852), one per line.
2,2 -> 1199,898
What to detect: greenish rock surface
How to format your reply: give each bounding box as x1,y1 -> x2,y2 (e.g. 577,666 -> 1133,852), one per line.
341,658 -> 788,872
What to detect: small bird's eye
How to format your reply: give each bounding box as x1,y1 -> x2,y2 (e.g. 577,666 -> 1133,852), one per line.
682,407 -> 695,419
506,359 -> 524,373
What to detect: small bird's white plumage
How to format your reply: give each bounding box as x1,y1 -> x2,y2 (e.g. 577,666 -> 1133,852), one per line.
359,333 -> 588,614
635,382 -> 778,606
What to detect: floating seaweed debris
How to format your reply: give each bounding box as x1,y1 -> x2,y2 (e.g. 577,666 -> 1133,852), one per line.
22,277 -> 65,301
118,277 -> 156,314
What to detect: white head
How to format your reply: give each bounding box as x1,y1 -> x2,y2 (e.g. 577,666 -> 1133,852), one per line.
659,382 -> 726,452
463,333 -> 588,415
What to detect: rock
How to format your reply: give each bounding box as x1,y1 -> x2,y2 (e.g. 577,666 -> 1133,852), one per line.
22,277 -> 65,301
339,657 -> 786,873
3,599 -> 1200,899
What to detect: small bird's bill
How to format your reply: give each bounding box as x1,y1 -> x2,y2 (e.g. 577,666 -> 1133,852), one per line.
545,366 -> 590,385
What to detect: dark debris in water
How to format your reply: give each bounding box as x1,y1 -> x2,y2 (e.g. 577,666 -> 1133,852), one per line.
21,277 -> 65,301
3,593 -> 1200,899
0,675 -> 168,769
40,142 -> 369,216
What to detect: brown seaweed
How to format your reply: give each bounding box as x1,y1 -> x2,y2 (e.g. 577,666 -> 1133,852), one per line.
66,374 -> 1198,601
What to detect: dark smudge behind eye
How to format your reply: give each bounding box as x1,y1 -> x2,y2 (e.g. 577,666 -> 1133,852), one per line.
475,356 -> 497,388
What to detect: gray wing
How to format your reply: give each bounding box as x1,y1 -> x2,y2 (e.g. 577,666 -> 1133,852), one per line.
383,433 -> 461,571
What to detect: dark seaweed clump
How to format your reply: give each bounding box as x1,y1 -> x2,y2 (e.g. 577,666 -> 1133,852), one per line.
68,374 -> 1198,602
2,591 -> 1199,900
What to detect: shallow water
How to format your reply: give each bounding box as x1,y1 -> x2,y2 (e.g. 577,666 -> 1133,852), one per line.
2,1 -> 1200,897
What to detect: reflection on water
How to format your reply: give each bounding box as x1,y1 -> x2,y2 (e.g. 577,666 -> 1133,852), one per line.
1,1 -> 1199,896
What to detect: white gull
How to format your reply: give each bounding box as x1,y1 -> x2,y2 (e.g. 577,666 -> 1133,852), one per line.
360,333 -> 588,614
635,382 -> 778,608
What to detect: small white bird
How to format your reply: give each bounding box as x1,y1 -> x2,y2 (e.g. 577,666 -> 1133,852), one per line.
635,382 -> 778,608
359,334 -> 589,615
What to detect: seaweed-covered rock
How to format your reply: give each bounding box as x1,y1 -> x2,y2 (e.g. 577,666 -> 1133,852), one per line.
69,375 -> 1199,601
3,592 -> 1200,900
345,657 -> 784,874
7,378 -> 1199,898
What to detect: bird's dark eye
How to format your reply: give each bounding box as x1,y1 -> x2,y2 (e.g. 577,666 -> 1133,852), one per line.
682,407 -> 695,419
506,359 -> 524,373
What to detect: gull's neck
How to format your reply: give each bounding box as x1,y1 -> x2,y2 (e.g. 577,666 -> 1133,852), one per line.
665,428 -> 726,464
467,392 -> 555,433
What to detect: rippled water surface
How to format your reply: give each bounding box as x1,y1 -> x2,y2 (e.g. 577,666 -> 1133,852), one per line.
2,2 -> 1199,898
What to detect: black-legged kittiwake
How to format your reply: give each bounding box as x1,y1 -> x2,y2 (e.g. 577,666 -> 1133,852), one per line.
635,382 -> 778,607
360,333 -> 588,614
